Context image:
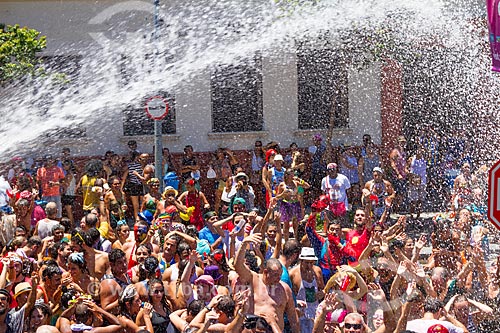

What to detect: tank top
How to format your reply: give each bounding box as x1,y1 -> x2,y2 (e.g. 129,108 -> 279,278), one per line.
185,191 -> 203,230
151,307 -> 172,333
169,264 -> 198,284
127,162 -> 143,185
65,174 -> 76,196
296,277 -> 319,319
102,273 -> 132,290
271,167 -> 285,193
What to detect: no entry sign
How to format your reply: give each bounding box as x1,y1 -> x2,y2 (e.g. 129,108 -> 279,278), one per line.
145,96 -> 169,120
488,160 -> 500,230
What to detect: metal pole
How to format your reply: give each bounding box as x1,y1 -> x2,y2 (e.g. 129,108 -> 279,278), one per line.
154,120 -> 163,191
153,0 -> 163,191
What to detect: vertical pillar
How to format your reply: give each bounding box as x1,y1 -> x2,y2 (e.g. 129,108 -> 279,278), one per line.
380,58 -> 403,160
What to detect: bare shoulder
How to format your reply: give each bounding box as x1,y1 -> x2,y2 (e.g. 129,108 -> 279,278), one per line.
312,265 -> 322,275
96,250 -> 109,261
289,265 -> 299,277
100,277 -> 118,290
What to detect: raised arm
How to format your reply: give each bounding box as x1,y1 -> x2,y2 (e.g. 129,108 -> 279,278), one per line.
271,212 -> 282,259
234,234 -> 262,284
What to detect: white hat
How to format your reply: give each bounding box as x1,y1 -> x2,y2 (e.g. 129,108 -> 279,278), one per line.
299,247 -> 318,261
274,154 -> 284,161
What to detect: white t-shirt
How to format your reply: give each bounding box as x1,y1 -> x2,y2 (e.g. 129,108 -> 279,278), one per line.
406,319 -> 464,333
321,174 -> 351,207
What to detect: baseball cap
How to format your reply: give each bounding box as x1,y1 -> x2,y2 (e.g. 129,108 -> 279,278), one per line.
327,163 -> 337,170
373,167 -> 383,174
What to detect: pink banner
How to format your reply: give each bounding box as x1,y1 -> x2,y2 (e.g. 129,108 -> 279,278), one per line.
487,0 -> 500,71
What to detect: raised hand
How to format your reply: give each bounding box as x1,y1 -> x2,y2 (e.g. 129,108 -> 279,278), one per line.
415,234 -> 426,251
369,285 -> 386,301
323,292 -> 339,312
188,249 -> 200,264
208,294 -> 224,309
243,233 -> 262,247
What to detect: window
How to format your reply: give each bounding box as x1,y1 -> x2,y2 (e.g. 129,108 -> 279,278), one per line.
38,55 -> 87,138
123,92 -> 176,136
402,49 -> 472,150
296,48 -> 349,130
211,55 -> 263,133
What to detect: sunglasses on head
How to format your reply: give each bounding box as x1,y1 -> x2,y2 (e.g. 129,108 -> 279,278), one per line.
344,323 -> 362,329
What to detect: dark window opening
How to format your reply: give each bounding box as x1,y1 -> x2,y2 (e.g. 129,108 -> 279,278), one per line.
211,55 -> 263,133
297,48 -> 349,130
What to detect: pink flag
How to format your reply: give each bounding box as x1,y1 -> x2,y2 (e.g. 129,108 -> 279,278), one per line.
487,0 -> 500,71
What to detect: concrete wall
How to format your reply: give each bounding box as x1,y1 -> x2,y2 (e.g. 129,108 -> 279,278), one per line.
1,0 -> 382,157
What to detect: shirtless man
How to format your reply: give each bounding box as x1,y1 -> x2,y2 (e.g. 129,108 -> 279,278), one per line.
70,228 -> 110,280
100,248 -> 131,315
452,162 -> 478,210
234,233 -> 299,333
289,247 -> 325,333
36,265 -> 62,311
122,220 -> 159,269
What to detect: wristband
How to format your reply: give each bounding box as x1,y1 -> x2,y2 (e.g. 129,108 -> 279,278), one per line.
205,306 -> 212,312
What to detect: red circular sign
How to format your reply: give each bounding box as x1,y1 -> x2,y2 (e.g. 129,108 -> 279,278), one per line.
488,160 -> 500,230
145,96 -> 169,120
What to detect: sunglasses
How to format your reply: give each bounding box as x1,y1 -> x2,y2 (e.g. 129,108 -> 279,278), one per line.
344,323 -> 362,329
0,296 -> 8,301
152,289 -> 164,295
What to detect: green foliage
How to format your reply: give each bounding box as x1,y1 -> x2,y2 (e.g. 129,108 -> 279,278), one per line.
274,0 -> 319,17
0,24 -> 47,83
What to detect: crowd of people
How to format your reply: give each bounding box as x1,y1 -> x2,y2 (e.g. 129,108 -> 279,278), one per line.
0,132 -> 498,333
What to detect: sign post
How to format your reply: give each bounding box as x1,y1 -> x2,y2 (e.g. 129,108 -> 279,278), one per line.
145,96 -> 169,192
488,160 -> 500,230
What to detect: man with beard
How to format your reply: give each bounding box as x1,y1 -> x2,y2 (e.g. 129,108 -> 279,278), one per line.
100,249 -> 131,314
234,234 -> 299,333
50,241 -> 72,272
289,247 -> 325,333
16,236 -> 42,262
0,287 -> 26,333
122,220 -> 159,270
344,203 -> 374,260
36,264 -> 63,311
70,228 -> 110,280
14,191 -> 46,235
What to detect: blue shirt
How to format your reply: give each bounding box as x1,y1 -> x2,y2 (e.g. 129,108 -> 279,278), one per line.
199,227 -> 222,249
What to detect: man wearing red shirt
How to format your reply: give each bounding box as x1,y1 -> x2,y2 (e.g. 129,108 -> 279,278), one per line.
345,208 -> 373,260
37,156 -> 65,219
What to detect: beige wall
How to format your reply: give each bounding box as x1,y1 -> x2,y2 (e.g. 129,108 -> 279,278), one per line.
1,0 -> 382,156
